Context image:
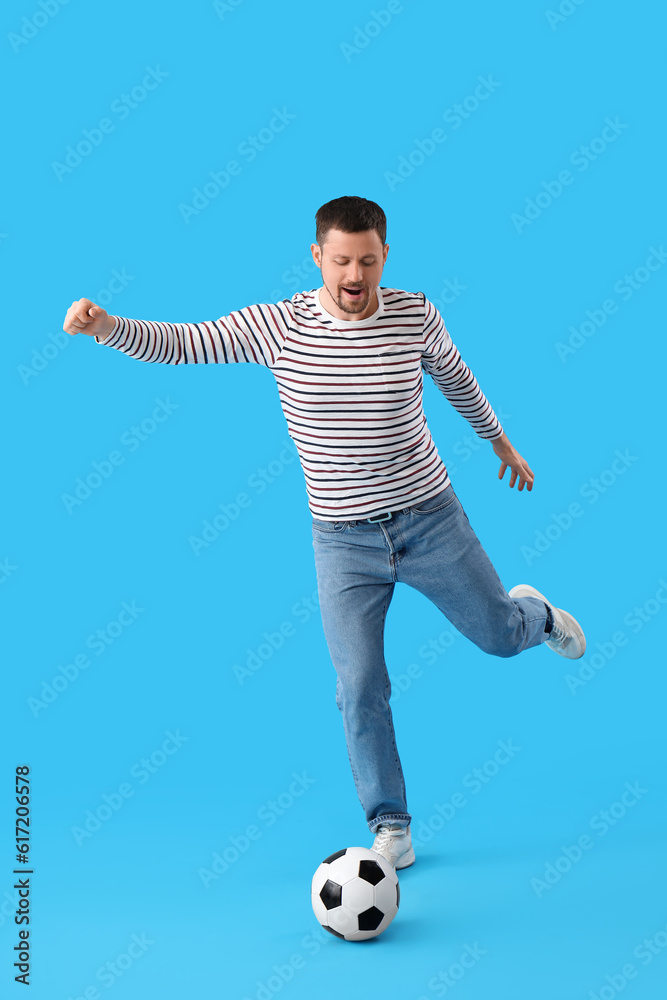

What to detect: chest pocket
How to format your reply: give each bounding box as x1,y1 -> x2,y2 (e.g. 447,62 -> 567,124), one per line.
376,348 -> 420,393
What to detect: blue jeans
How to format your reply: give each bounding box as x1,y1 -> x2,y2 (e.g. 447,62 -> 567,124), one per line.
311,484 -> 550,833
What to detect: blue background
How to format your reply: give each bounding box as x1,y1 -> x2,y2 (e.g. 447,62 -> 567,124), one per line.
3,0 -> 666,997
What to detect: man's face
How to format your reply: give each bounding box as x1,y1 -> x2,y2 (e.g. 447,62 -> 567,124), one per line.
311,228 -> 389,320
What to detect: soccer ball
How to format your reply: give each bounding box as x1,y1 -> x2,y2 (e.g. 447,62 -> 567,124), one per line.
311,846 -> 400,941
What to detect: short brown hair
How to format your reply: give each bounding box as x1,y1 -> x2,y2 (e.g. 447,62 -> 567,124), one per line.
315,195 -> 387,247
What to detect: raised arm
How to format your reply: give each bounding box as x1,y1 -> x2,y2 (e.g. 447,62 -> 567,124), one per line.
63,297 -> 290,367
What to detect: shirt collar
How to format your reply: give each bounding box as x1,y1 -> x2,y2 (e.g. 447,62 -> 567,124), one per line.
314,285 -> 384,325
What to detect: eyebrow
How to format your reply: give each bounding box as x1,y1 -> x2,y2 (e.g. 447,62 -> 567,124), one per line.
330,254 -> 377,261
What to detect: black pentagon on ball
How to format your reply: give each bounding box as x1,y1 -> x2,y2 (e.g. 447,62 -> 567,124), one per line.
358,906 -> 384,931
319,879 -> 342,910
396,881 -> 400,906
321,848 -> 347,865
323,924 -> 345,938
358,859 -> 385,885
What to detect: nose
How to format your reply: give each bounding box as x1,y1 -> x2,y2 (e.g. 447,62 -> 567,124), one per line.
345,263 -> 364,284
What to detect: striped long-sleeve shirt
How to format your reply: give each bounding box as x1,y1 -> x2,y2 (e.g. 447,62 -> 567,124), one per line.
95,285 -> 503,519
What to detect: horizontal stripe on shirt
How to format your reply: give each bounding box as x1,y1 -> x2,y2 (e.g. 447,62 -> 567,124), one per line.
95,286 -> 503,519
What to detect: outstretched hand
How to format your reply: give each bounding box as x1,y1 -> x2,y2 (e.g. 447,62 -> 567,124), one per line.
63,298 -> 115,339
492,432 -> 534,491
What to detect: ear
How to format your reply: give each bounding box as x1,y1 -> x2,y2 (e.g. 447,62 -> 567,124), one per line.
310,242 -> 322,269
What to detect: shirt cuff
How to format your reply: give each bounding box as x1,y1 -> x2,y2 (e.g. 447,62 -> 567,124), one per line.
94,316 -> 123,345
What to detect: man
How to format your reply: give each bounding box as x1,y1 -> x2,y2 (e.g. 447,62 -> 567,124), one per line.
63,195 -> 585,871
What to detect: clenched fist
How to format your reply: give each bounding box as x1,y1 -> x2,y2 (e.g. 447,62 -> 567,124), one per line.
63,298 -> 115,341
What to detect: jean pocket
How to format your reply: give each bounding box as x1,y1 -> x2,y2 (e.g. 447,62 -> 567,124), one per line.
312,518 -> 347,532
409,487 -> 457,515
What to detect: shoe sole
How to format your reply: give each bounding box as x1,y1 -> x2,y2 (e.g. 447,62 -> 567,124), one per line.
370,846 -> 416,870
395,848 -> 416,869
509,583 -> 586,658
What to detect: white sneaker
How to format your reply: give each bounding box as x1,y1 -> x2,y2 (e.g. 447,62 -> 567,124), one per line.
509,584 -> 586,659
371,823 -> 415,870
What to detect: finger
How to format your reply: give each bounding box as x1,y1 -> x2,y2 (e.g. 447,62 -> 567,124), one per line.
509,468 -> 518,488
65,306 -> 92,326
69,298 -> 94,320
74,300 -> 94,318
498,462 -> 507,480
64,314 -> 89,334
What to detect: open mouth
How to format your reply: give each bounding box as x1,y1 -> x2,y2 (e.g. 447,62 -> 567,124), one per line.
342,287 -> 365,299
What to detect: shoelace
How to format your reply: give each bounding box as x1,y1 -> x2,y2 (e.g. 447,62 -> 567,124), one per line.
374,826 -> 405,850
548,620 -> 571,647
